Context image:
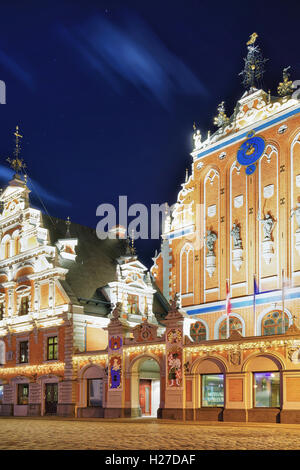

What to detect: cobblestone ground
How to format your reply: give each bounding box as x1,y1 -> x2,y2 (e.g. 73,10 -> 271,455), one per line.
1,417 -> 300,450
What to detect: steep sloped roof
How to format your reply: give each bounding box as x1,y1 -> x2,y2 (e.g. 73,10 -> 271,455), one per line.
42,214 -> 168,319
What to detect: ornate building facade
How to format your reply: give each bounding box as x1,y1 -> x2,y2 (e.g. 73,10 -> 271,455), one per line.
150,36 -> 300,423
1,35 -> 300,424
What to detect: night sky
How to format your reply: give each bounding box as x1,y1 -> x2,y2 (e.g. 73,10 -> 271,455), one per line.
0,0 -> 299,267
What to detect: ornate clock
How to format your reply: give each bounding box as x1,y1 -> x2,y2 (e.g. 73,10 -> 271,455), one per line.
237,130 -> 265,174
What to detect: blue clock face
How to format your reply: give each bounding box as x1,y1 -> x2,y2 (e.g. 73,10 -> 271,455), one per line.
237,132 -> 265,174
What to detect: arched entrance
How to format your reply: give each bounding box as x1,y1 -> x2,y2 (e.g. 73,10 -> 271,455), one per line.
243,353 -> 283,422
77,364 -> 107,418
192,356 -> 227,421
131,356 -> 161,418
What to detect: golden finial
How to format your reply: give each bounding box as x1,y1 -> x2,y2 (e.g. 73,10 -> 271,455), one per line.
278,66 -> 293,97
247,32 -> 258,46
193,122 -> 197,131
214,101 -> 229,128
6,125 -> 26,176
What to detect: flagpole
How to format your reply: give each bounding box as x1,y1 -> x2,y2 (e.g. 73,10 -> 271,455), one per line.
226,279 -> 230,339
282,268 -> 285,334
253,274 -> 256,336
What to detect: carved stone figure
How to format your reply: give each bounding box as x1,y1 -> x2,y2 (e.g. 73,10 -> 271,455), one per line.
231,223 -> 242,249
206,230 -> 217,254
291,202 -> 300,232
258,213 -> 275,241
193,129 -> 202,149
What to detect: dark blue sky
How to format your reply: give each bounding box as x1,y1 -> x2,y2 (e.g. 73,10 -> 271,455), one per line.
0,0 -> 299,267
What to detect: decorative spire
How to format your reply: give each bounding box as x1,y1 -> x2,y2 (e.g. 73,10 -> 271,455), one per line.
213,101 -> 229,128
277,66 -> 293,97
130,229 -> 136,256
6,126 -> 27,177
65,216 -> 71,238
239,33 -> 268,90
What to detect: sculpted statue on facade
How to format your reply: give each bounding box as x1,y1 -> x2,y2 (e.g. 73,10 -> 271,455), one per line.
193,128 -> 202,150
206,230 -> 217,255
257,212 -> 275,241
291,202 -> 300,232
231,223 -> 242,249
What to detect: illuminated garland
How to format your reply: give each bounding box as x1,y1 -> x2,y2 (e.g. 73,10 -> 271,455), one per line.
73,354 -> 107,365
0,362 -> 65,376
185,338 -> 297,354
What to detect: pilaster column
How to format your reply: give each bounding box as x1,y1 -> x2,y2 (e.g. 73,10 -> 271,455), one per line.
3,282 -> 16,317
105,303 -> 126,418
162,296 -> 185,419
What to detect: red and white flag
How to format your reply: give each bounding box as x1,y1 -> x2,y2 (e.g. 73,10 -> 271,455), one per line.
226,280 -> 231,316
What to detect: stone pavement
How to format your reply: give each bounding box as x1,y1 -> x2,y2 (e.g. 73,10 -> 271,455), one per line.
0,417 -> 300,450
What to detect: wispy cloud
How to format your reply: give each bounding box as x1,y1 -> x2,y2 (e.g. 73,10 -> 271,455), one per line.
59,13 -> 208,109
0,48 -> 34,90
0,165 -> 71,207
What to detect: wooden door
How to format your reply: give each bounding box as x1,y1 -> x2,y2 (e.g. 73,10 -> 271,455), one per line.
139,379 -> 151,416
45,383 -> 58,415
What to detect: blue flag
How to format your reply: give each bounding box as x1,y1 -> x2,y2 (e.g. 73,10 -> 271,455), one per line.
254,275 -> 259,296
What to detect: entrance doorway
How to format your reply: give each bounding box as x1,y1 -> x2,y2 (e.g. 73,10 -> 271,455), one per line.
45,383 -> 58,415
139,379 -> 151,415
136,358 -> 160,418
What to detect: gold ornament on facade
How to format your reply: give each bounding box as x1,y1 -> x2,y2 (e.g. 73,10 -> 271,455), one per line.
277,66 -> 293,97
213,101 -> 229,128
228,349 -> 241,365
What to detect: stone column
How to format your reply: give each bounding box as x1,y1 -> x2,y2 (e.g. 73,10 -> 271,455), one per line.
57,314 -> 76,417
223,372 -> 248,422
162,297 -> 185,419
104,303 -> 126,418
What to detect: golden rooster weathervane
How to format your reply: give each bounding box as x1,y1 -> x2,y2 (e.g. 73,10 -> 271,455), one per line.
247,32 -> 258,46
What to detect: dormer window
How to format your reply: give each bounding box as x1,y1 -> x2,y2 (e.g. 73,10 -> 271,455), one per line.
128,294 -> 139,314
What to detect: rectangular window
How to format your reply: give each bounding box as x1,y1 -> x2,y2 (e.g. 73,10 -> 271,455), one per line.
254,372 -> 280,407
202,374 -> 224,407
17,383 -> 29,405
0,303 -> 4,320
47,336 -> 58,361
19,341 -> 28,364
0,385 -> 3,404
19,296 -> 29,316
128,294 -> 139,314
88,379 -> 103,407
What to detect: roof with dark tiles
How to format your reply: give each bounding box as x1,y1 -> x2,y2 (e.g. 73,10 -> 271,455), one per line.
41,213 -> 169,319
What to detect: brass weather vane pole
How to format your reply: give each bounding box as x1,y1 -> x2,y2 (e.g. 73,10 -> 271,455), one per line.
6,125 -> 26,176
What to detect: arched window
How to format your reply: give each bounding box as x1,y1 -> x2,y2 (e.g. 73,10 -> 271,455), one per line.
19,296 -> 29,316
14,236 -> 20,255
180,244 -> 194,294
0,340 -> 5,365
219,317 -> 242,339
1,234 -> 11,260
190,321 -> 206,342
262,310 -> 289,336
